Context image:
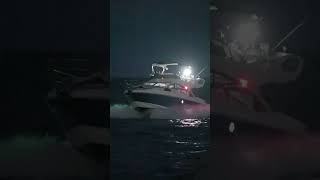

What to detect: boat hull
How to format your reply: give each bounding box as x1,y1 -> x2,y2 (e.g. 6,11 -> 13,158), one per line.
126,89 -> 206,110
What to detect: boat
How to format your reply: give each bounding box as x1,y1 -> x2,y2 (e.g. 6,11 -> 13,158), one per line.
47,55 -> 109,134
212,39 -> 304,88
192,4 -> 311,180
209,5 -> 307,136
48,70 -> 109,100
48,56 -> 109,100
193,8 -> 308,180
124,63 -> 207,112
210,5 -> 305,114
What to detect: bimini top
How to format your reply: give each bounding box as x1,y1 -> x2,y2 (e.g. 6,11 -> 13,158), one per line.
149,62 -> 205,89
151,63 -> 179,77
151,63 -> 196,80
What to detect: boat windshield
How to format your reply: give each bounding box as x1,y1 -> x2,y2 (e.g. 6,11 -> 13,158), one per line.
151,63 -> 179,76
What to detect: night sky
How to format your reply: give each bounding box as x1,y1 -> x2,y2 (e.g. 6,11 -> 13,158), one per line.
0,0 -> 108,52
111,0 -> 210,78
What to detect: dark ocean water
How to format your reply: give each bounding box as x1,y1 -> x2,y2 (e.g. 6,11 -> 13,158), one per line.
110,78 -> 210,180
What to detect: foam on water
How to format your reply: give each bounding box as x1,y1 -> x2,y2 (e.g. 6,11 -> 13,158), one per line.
110,104 -> 143,119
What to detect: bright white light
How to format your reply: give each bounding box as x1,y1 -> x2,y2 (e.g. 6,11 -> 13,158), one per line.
181,100 -> 184,104
182,67 -> 192,77
180,66 -> 194,81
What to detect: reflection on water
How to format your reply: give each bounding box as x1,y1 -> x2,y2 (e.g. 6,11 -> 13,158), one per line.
169,118 -> 208,128
111,117 -> 210,180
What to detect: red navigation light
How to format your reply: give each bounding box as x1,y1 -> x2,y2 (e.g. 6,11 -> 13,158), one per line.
184,86 -> 189,90
239,78 -> 248,88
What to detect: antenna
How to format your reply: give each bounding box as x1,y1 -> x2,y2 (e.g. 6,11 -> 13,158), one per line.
272,20 -> 305,51
195,67 -> 207,78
